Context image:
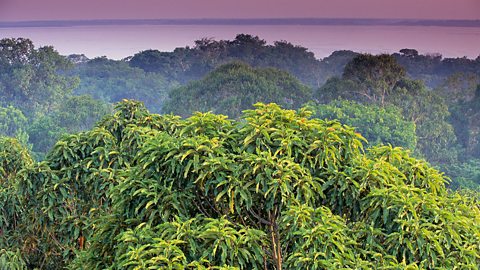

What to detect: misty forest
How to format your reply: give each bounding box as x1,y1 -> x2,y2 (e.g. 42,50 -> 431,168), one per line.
0,35 -> 479,269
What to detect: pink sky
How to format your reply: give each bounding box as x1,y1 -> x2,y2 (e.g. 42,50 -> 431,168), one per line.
0,0 -> 479,21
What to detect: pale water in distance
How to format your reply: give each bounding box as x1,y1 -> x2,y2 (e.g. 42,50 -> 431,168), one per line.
1,24 -> 479,60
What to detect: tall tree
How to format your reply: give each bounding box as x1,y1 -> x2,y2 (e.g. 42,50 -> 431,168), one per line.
342,54 -> 406,105
315,54 -> 458,163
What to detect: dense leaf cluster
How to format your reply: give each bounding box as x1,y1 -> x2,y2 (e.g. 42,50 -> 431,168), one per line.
308,100 -> 417,150
0,101 -> 478,269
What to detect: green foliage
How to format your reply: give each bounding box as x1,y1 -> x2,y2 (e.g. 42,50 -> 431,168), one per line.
442,158 -> 480,192
0,137 -> 32,266
163,62 -> 312,118
71,57 -> 177,113
0,35 -> 480,267
130,34 -> 322,87
318,53 -> 407,104
0,38 -> 115,159
1,101 -> 478,269
447,84 -> 480,158
26,116 -> 67,159
342,54 -> 406,105
27,95 -> 112,158
0,105 -> 28,139
0,38 -> 78,117
393,50 -> 479,88
0,126 -> 120,268
281,205 -> 372,269
435,72 -> 479,105
70,102 -> 480,269
1,36 -> 478,191
309,100 -> 417,150
318,50 -> 359,81
0,136 -> 33,180
0,249 -> 27,270
316,53 -> 408,106
112,218 -> 265,269
389,79 -> 458,163
316,54 -> 458,164
54,95 -> 112,131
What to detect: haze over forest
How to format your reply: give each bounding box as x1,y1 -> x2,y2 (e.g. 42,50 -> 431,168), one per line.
0,0 -> 479,269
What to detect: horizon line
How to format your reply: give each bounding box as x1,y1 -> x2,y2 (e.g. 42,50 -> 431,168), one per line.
1,18 -> 480,28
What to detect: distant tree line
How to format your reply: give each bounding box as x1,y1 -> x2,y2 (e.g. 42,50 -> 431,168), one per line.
0,36 -> 479,190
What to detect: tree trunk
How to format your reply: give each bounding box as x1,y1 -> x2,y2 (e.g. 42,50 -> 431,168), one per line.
269,209 -> 282,270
